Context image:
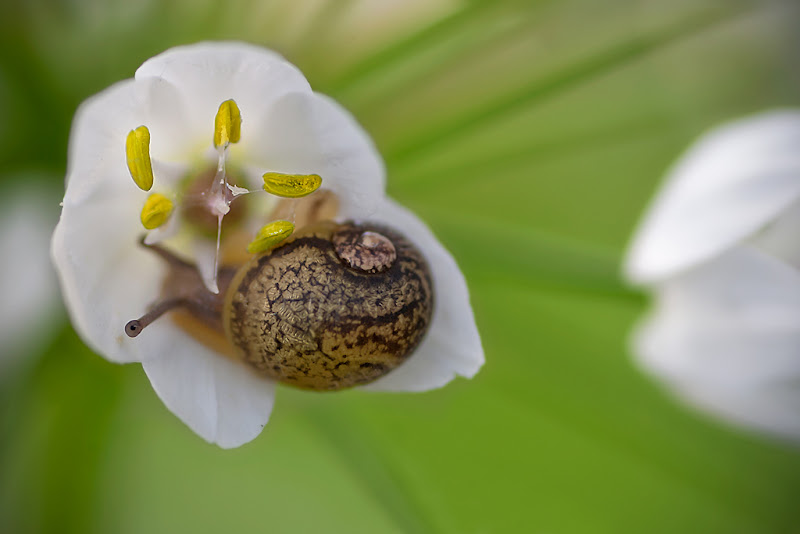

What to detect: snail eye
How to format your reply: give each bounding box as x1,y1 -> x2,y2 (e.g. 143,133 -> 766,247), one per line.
125,320 -> 143,337
333,228 -> 397,274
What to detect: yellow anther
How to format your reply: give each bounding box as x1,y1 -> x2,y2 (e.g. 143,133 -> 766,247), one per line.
140,193 -> 174,230
214,99 -> 241,148
126,126 -> 154,191
247,220 -> 295,254
262,172 -> 322,198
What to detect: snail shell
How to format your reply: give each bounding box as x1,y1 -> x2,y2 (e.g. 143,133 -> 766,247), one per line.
223,221 -> 434,390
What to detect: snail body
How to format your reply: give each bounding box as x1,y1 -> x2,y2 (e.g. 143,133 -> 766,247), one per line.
127,222 -> 434,391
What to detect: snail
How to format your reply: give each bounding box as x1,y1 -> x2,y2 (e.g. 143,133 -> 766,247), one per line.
124,220 -> 434,391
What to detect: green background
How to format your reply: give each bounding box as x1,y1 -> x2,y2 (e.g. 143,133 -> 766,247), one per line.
1,0 -> 799,532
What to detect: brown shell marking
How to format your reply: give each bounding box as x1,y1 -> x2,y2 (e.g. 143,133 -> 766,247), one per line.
224,222 -> 433,390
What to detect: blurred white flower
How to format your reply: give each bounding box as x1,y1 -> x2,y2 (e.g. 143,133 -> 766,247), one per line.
625,111 -> 800,441
51,42 -> 483,448
0,182 -> 61,376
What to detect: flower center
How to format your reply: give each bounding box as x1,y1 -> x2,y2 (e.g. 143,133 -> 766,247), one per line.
181,166 -> 246,236
124,98 -> 324,293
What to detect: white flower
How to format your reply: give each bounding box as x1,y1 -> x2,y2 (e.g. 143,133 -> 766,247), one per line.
624,111 -> 800,441
51,42 -> 483,448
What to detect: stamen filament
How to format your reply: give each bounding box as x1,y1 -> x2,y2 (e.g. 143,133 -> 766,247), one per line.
227,183 -> 250,197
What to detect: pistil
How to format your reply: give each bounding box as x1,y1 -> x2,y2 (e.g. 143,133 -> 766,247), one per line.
202,99 -> 244,293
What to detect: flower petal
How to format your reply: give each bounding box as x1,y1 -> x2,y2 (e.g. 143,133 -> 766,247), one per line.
135,41 -> 312,152
248,91 -> 385,219
0,183 -> 61,369
360,198 -> 484,392
633,245 -> 800,441
65,80 -> 140,197
751,197 -> 800,267
193,239 -> 220,294
54,81 -> 192,365
53,80 -> 167,363
52,193 -> 164,363
141,337 -> 276,449
625,111 -> 800,284
133,75 -> 196,161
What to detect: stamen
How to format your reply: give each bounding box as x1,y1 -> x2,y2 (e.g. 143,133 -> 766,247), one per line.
140,193 -> 174,230
124,298 -> 188,337
214,99 -> 241,148
206,99 -> 242,291
247,220 -> 295,254
126,126 -> 154,191
262,172 -> 322,198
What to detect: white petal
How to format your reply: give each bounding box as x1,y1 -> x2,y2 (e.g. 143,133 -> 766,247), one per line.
633,245 -> 800,441
133,75 -> 196,160
64,80 -> 140,198
248,91 -> 385,218
53,80 -> 166,363
142,209 -> 181,246
53,81 -> 195,365
751,197 -> 800,267
665,384 -> 800,441
135,41 -> 312,152
359,198 -> 484,392
0,183 -> 61,368
625,111 -> 800,284
193,239 -> 220,294
141,336 -> 276,449
52,193 -> 165,363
